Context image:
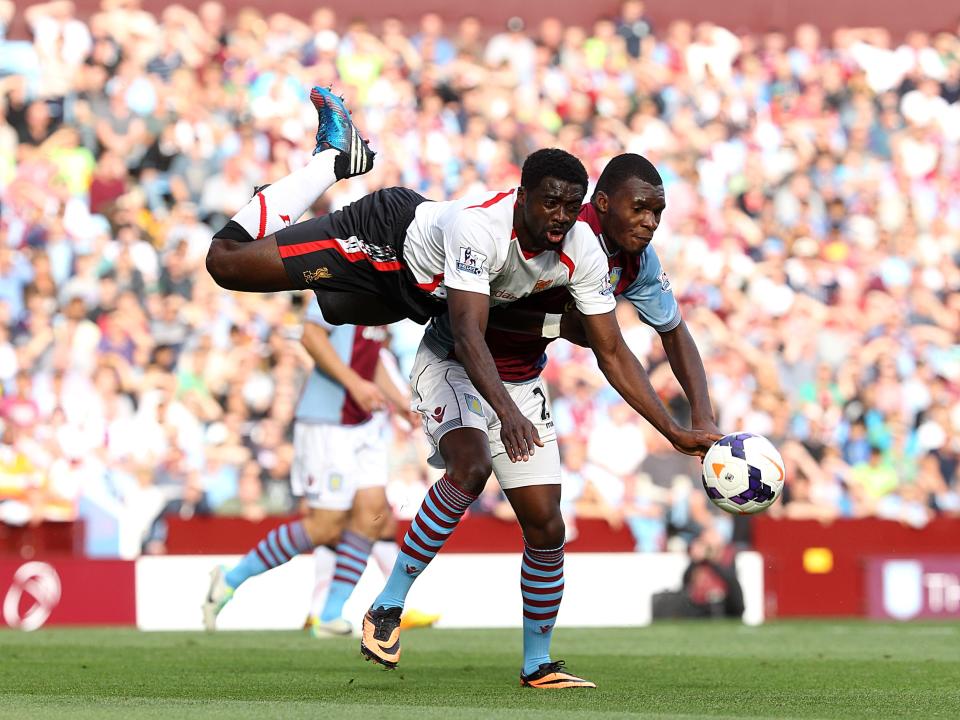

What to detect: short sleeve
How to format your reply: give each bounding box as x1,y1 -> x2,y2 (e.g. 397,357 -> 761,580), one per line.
441,213 -> 498,295
566,227 -> 617,316
621,248 -> 681,332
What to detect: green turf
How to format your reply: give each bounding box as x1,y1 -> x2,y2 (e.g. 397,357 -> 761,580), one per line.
0,622 -> 958,719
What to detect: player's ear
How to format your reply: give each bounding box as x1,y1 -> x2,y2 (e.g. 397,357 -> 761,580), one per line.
516,186 -> 526,207
593,190 -> 609,214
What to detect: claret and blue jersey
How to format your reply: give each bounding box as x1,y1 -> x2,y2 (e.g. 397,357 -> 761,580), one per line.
294,302 -> 387,426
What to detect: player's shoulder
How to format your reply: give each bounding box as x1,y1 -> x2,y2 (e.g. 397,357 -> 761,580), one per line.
458,188 -> 517,226
563,220 -> 607,264
622,245 -> 673,295
447,189 -> 516,242
462,188 -> 518,212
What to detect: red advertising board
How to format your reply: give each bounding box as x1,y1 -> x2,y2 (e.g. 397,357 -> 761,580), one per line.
163,515 -> 636,554
866,556 -> 960,620
754,516 -> 960,617
0,559 -> 136,629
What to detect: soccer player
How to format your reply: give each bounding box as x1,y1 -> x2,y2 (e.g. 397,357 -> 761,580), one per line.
202,305 -> 413,634
205,88 -> 713,467
359,154 -> 722,688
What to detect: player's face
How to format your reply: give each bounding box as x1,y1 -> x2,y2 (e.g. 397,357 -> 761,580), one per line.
518,178 -> 586,251
596,177 -> 665,255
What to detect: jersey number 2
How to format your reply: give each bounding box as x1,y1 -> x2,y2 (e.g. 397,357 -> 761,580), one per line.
532,387 -> 550,421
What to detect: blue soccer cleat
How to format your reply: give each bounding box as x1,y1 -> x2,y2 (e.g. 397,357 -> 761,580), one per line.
309,86 -> 375,178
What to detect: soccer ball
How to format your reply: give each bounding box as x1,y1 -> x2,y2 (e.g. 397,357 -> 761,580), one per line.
701,432 -> 785,514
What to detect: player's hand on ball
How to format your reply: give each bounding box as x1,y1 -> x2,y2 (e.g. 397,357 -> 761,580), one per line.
671,428 -> 723,458
500,410 -> 543,463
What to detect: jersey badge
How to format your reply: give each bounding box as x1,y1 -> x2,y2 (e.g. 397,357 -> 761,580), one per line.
303,267 -> 332,282
600,273 -> 615,296
658,269 -> 672,293
431,405 -> 446,423
533,278 -> 552,293
456,246 -> 486,276
464,394 -> 483,416
608,267 -> 622,292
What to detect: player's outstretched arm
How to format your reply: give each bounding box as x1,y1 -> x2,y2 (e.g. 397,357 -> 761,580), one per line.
581,311 -> 721,457
446,288 -> 543,463
659,320 -> 720,434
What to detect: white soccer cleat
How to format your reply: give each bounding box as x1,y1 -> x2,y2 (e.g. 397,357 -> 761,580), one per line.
202,565 -> 234,631
310,617 -> 354,638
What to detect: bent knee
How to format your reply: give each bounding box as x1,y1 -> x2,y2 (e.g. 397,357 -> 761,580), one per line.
445,459 -> 492,496
520,513 -> 565,548
301,510 -> 348,546
206,238 -> 242,290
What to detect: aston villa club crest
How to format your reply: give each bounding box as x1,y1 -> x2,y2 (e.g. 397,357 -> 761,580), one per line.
608,266 -> 622,291
464,394 -> 483,416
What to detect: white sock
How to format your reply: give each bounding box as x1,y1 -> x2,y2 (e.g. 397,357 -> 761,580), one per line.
309,545 -> 337,619
371,540 -> 400,578
231,150 -> 339,239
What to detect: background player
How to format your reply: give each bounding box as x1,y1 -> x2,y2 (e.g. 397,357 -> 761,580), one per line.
359,155 -> 722,681
203,302 -> 415,633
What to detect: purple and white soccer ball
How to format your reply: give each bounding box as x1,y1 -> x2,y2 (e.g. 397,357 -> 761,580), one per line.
701,432 -> 785,515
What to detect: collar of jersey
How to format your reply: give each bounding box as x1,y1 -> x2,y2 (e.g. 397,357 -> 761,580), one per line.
598,233 -> 619,259
512,229 -> 547,260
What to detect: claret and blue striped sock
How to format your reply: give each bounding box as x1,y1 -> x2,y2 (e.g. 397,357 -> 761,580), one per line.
372,475 -> 476,610
320,531 -> 373,622
224,520 -> 315,590
520,543 -> 565,675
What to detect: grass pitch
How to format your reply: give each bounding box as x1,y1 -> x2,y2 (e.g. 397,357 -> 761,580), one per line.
0,622 -> 958,719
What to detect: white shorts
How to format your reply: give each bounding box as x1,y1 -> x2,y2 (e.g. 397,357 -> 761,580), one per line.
410,342 -> 560,490
290,416 -> 388,511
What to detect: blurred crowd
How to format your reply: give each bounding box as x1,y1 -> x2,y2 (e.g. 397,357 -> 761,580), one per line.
0,0 -> 958,557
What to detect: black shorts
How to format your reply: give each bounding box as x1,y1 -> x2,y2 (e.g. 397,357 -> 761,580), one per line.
275,187 -> 445,324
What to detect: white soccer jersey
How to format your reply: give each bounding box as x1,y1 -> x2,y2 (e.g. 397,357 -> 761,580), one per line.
402,189 -> 616,316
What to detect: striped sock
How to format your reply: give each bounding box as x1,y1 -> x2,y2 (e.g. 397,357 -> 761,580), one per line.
521,543 -> 564,675
224,520 -> 315,590
320,531 -> 373,622
373,475 -> 476,610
